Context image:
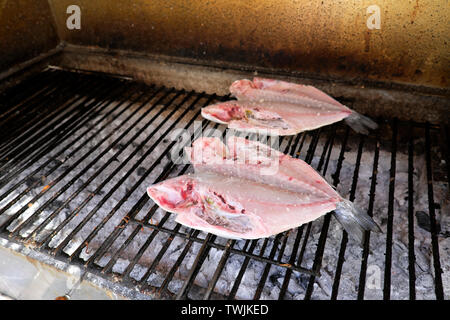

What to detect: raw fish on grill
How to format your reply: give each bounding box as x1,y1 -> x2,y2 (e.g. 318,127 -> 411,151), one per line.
201,77 -> 378,135
147,137 -> 381,242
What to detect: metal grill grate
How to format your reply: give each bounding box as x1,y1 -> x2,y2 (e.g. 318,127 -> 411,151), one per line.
0,69 -> 448,300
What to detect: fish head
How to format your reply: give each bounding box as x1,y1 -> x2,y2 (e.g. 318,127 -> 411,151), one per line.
201,101 -> 245,124
229,79 -> 255,98
147,176 -> 198,210
187,137 -> 229,166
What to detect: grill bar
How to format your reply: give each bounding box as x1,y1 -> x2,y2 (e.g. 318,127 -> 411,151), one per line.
407,124 -> 417,300
304,127 -> 350,300
50,88 -> 180,257
15,85 -> 151,240
424,124 -> 444,300
0,69 -> 447,301
383,119 -> 398,300
0,71 -> 107,164
0,75 -> 119,186
0,69 -> 54,115
0,81 -> 140,224
0,72 -> 117,160
357,129 -> 380,300
0,71 -> 80,163
61,91 -> 216,274
93,95 -> 215,279
0,79 -> 128,232
122,125 -> 219,283
0,70 -> 61,134
331,135 -> 365,299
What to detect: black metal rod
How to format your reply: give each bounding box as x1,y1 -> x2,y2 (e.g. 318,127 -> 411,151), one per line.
46,88 -> 178,255
16,86 -> 168,239
0,71 -> 91,160
424,123 -> 444,300
253,234 -> 284,300
0,76 -> 119,186
0,79 -> 128,222
0,72 -> 97,159
202,239 -> 235,300
383,118 -> 397,300
131,219 -> 317,277
157,229 -> 201,295
62,90 -> 199,260
17,86 -> 153,239
0,70 -> 63,128
176,233 -> 216,299
0,69 -> 55,117
117,117 -> 219,282
227,240 -> 260,299
304,126 -> 350,300
331,135 -> 365,299
357,130 -> 380,300
407,123 -> 417,300
0,85 -> 140,230
293,130 -> 330,269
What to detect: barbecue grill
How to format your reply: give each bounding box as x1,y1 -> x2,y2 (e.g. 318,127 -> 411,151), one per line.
0,1 -> 448,301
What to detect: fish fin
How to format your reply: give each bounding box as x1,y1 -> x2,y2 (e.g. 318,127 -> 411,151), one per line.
333,198 -> 382,245
344,112 -> 378,135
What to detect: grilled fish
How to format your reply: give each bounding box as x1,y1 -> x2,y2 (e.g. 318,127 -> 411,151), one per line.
201,77 -> 378,135
147,137 -> 381,242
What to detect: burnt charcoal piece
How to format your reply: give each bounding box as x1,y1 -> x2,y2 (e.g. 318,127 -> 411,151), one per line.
25,176 -> 41,188
137,167 -> 146,176
415,211 -> 441,233
297,273 -> 310,291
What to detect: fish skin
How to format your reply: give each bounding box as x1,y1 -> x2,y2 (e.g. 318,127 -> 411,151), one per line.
188,136 -> 339,200
148,137 -> 381,242
201,100 -> 351,136
230,78 -> 350,112
148,172 -> 336,239
227,77 -> 378,135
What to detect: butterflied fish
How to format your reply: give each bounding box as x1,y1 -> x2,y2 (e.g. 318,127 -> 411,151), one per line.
202,77 -> 378,135
201,100 -> 351,136
147,137 -> 381,242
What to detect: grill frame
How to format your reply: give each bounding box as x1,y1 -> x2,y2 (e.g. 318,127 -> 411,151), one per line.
0,68 -> 447,300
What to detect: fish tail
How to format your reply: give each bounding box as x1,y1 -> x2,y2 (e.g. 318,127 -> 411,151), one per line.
333,198 -> 382,245
344,111 -> 378,135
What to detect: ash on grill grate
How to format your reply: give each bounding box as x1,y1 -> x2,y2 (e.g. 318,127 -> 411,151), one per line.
0,69 -> 448,300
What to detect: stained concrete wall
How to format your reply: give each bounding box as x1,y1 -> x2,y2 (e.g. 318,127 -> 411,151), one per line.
48,0 -> 449,88
0,0 -> 59,72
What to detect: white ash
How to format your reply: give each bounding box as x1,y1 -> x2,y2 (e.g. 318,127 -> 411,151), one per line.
0,89 -> 448,300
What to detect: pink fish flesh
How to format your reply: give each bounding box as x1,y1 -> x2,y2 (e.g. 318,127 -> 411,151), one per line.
230,77 -> 351,112
147,172 -> 337,239
202,77 -> 378,135
201,100 -> 351,135
147,137 -> 381,242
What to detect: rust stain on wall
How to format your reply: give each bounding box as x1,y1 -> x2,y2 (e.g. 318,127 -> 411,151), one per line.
0,0 -> 445,89
0,0 -> 58,71
46,0 -> 449,88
